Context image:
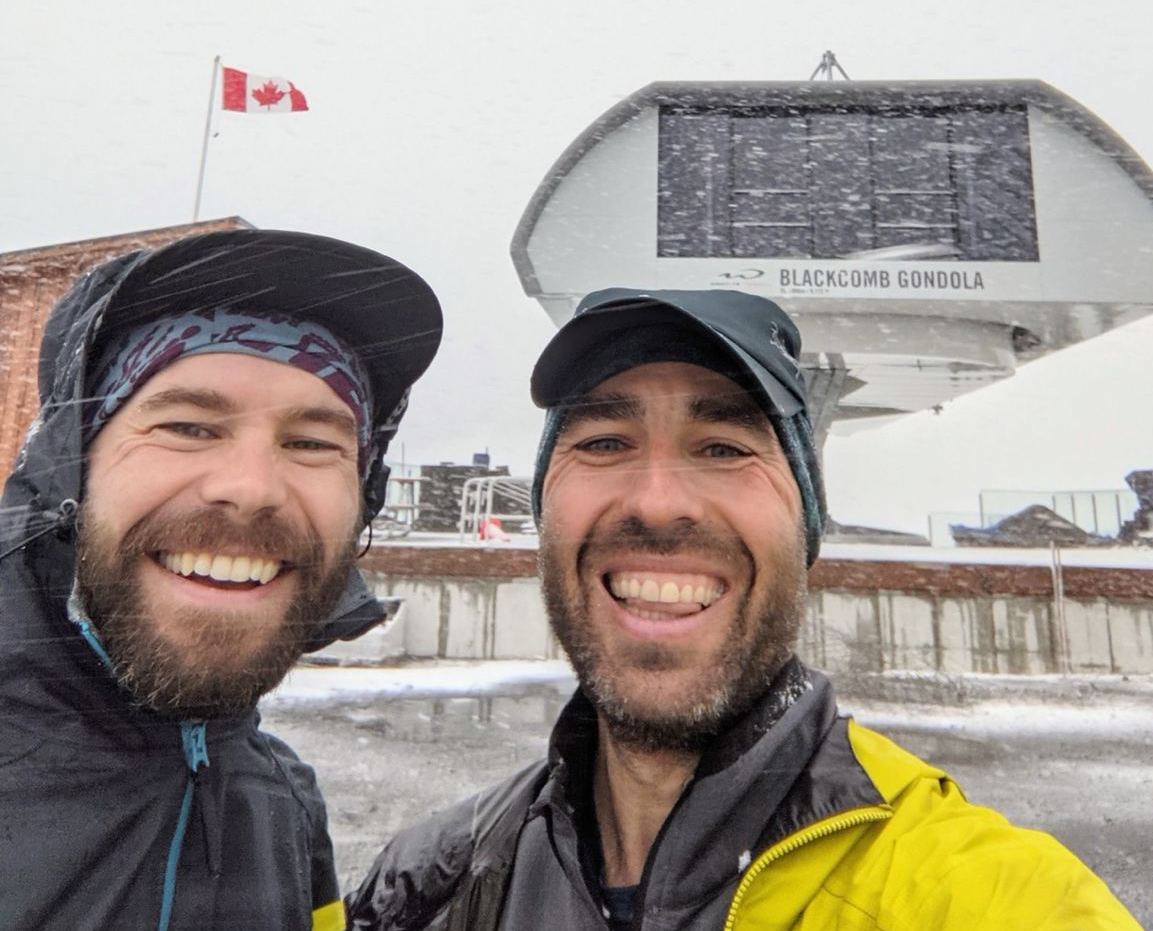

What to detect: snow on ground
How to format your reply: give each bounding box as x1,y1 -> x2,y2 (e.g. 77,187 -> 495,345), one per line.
270,659 -> 576,703
843,699 -> 1153,743
268,659 -> 1153,741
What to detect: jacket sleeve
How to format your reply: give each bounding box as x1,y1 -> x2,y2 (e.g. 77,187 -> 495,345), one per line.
732,721 -> 1142,929
345,760 -> 549,931
856,722 -> 1142,930
344,794 -> 478,931
260,730 -> 349,931
877,788 -> 1143,930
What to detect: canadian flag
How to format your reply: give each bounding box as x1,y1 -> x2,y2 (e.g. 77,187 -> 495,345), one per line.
221,66 -> 309,113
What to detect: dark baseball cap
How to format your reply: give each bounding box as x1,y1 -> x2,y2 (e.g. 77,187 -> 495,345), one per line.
531,288 -> 807,417
91,228 -> 443,433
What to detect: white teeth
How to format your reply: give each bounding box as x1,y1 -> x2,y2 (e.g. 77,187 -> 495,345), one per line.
159,552 -> 282,585
208,555 -> 231,582
608,573 -> 724,607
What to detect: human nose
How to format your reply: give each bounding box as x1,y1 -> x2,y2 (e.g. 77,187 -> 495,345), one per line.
196,438 -> 288,519
622,450 -> 707,528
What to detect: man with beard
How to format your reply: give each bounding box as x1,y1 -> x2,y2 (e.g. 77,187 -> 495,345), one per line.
346,288 -> 1137,929
0,229 -> 441,931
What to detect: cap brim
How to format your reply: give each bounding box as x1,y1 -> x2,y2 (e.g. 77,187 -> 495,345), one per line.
531,298 -> 803,417
97,229 -> 443,424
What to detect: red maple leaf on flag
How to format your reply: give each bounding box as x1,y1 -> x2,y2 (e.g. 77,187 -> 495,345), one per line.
251,80 -> 286,109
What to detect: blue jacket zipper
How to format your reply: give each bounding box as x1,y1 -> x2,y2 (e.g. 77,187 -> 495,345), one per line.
69,608 -> 211,931
158,721 -> 209,931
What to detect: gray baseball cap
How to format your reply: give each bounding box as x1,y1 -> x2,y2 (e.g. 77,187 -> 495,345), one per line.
531,288 -> 807,418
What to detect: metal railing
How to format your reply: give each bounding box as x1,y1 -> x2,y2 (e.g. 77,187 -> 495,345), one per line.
458,476 -> 534,541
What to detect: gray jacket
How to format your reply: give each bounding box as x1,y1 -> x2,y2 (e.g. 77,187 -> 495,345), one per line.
346,659 -> 883,930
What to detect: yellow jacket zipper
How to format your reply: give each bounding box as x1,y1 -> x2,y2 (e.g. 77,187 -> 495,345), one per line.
722,805 -> 892,931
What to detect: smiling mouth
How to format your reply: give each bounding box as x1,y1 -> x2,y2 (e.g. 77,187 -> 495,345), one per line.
604,571 -> 725,614
155,551 -> 286,588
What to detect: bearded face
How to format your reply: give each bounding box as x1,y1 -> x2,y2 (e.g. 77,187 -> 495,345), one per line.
537,362 -> 810,753
78,353 -> 365,720
76,505 -> 355,720
540,515 -> 807,752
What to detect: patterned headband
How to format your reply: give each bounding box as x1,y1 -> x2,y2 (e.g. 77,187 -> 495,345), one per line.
85,308 -> 374,466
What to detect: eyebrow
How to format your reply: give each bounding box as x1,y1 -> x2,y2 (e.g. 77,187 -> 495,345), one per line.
136,387 -> 236,415
558,393 -> 642,431
136,388 -> 358,437
281,405 -> 359,438
688,394 -> 774,436
559,389 -> 774,438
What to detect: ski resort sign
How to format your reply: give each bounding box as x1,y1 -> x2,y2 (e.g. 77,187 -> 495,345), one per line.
707,261 -> 1042,301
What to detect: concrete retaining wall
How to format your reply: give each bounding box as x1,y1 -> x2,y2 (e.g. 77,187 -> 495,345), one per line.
799,590 -> 1153,675
349,552 -> 1153,675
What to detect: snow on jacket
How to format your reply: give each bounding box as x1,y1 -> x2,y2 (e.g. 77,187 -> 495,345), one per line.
345,659 -> 1139,930
0,252 -> 376,930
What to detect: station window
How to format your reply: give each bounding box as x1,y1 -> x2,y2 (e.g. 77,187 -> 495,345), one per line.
657,104 -> 1039,261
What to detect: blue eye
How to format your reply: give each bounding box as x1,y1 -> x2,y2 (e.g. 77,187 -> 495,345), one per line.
161,422 -> 215,439
702,442 -> 749,459
286,439 -> 341,452
576,436 -> 627,453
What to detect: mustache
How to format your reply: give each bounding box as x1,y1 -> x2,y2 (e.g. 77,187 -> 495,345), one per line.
109,507 -> 323,568
577,516 -> 750,565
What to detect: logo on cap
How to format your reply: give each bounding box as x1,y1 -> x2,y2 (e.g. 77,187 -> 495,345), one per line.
766,321 -> 801,375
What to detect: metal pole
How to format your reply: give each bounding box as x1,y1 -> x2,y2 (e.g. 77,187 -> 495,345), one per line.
193,56 -> 221,222
459,478 -> 474,542
809,50 -> 851,81
473,479 -> 484,538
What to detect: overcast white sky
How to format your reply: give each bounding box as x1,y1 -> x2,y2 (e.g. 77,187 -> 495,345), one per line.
2,0 -> 1151,535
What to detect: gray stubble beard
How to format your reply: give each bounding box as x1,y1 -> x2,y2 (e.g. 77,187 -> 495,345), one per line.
539,518 -> 808,753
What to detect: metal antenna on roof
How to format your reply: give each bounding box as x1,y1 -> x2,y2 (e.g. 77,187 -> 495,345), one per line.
809,50 -> 851,81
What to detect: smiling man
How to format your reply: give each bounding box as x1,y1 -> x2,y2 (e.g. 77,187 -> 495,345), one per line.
347,288 -> 1137,930
0,229 -> 441,931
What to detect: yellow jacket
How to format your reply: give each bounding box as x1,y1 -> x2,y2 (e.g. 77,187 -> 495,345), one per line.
727,720 -> 1140,930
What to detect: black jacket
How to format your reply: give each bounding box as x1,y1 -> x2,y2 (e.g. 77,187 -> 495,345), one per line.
345,659 -> 885,930
0,253 -> 380,930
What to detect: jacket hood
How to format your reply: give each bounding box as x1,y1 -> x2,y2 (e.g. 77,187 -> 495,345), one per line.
0,246 -> 386,654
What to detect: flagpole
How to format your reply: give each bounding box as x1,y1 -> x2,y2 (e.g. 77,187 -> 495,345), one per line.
193,55 -> 221,222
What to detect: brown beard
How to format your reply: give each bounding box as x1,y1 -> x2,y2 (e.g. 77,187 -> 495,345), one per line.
75,505 -> 356,720
540,515 -> 807,753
